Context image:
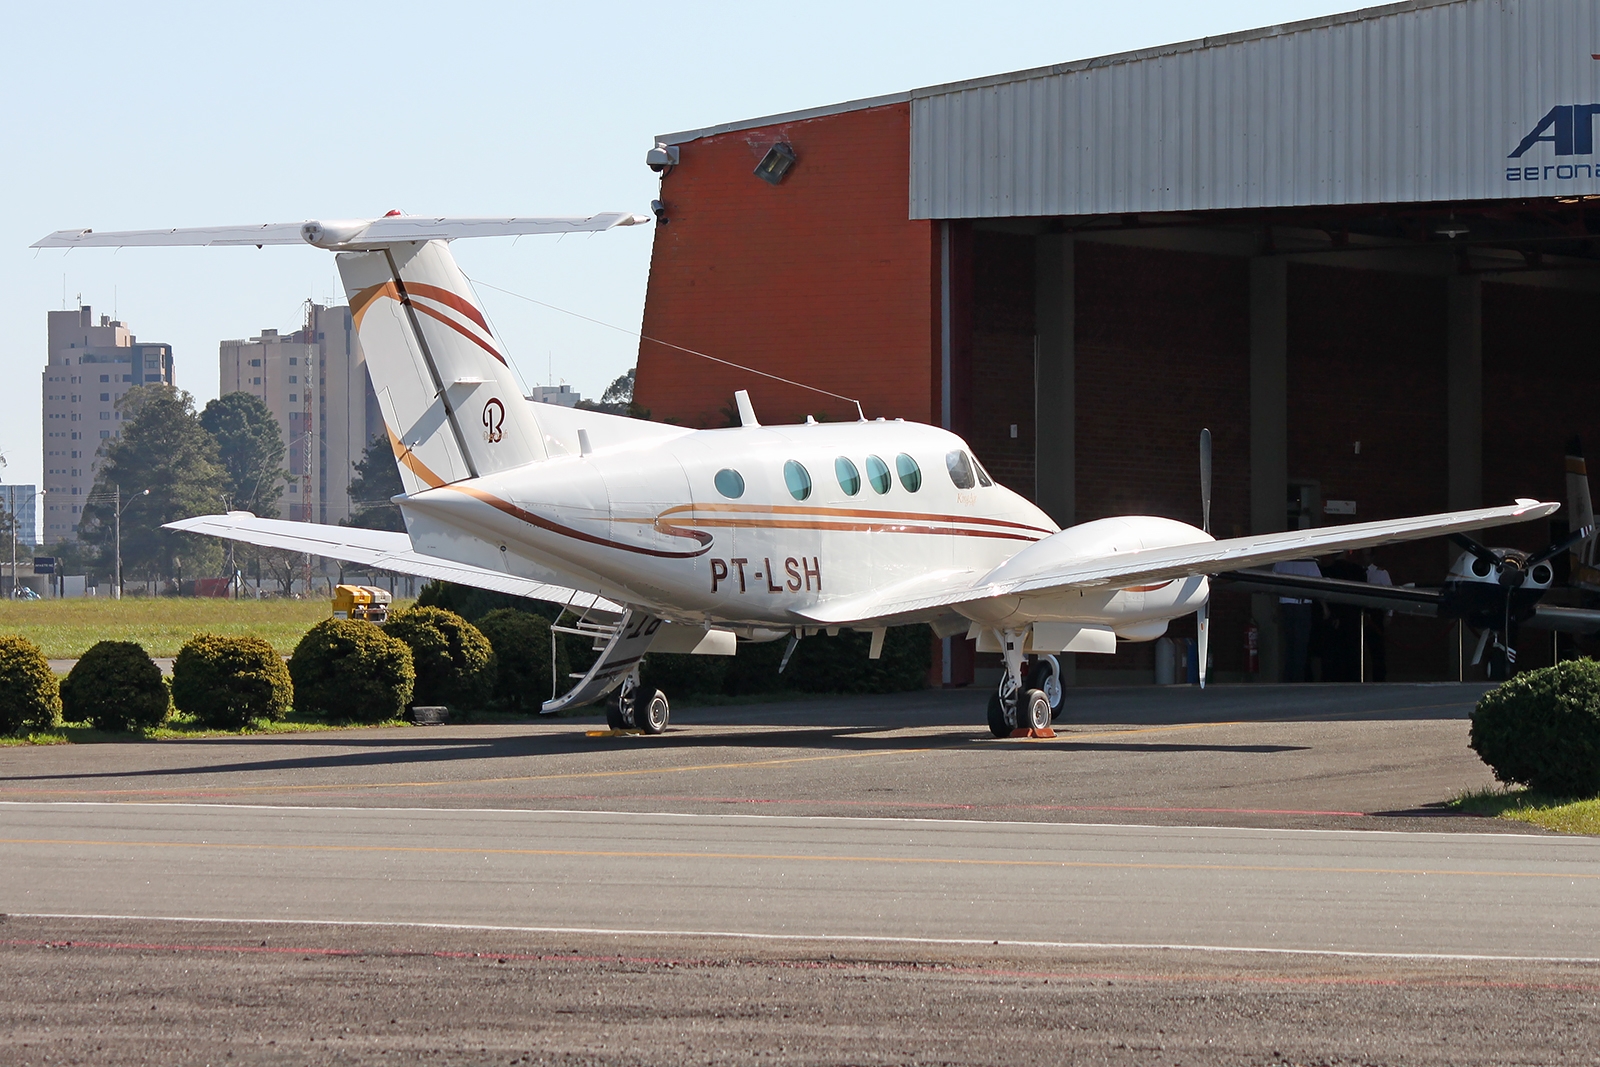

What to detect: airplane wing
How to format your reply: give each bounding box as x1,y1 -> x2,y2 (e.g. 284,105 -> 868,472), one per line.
1528,603 -> 1600,635
163,513 -> 622,614
1214,569 -> 1444,616
797,499 -> 1559,625
33,213 -> 651,250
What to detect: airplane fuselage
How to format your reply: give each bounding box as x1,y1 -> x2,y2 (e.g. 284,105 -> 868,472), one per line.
397,416 -> 1211,640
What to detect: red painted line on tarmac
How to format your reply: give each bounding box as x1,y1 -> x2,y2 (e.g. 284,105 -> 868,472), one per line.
4,937 -> 1594,992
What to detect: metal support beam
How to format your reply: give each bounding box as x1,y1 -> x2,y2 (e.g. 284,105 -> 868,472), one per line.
1034,234 -> 1075,527
1250,256 -> 1289,680
1034,233 -> 1077,688
1447,275 -> 1483,511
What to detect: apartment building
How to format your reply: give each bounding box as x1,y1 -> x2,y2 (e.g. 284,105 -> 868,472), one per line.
218,303 -> 376,524
41,306 -> 174,541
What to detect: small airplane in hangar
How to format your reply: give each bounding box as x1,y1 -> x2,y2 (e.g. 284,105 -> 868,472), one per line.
1219,445 -> 1600,677
34,214 -> 1560,734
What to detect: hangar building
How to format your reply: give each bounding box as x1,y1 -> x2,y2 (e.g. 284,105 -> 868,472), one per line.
633,0 -> 1600,685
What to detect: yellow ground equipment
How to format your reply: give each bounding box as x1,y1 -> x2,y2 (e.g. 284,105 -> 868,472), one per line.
331,584 -> 393,622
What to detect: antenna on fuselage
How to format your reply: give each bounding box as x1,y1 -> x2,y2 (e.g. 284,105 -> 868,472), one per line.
734,390 -> 760,428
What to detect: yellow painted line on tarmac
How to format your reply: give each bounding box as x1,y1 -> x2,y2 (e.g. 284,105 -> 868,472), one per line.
0,835 -> 1591,881
0,721 -> 1253,799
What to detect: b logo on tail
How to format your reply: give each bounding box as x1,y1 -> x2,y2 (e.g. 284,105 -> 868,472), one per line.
482,397 -> 505,443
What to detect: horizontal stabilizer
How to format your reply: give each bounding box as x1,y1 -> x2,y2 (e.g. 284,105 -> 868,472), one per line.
164,513 -> 621,614
33,212 -> 651,251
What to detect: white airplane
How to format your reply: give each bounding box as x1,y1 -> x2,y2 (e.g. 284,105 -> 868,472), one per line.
34,214 -> 1559,735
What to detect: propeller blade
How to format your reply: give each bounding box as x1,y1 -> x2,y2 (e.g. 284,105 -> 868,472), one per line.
1196,600 -> 1210,690
1449,533 -> 1503,566
1199,428 -> 1212,536
1527,525 -> 1595,567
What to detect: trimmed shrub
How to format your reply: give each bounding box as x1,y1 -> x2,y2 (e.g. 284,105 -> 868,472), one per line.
0,635 -> 62,734
61,640 -> 169,732
1471,659 -> 1600,797
171,634 -> 293,728
289,618 -> 414,722
476,608 -> 569,710
383,606 -> 495,709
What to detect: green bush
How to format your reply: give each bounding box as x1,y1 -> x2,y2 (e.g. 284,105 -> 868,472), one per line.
61,640 -> 169,732
289,618 -> 414,722
1471,659 -> 1600,797
382,606 -> 495,709
475,608 -> 569,710
171,634 -> 293,728
0,635 -> 62,734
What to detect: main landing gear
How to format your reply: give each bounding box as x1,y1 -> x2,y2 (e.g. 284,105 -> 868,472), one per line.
605,671 -> 671,735
984,631 -> 1063,738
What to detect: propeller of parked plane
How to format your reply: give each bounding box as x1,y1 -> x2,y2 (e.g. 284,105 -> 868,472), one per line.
1450,526 -> 1594,668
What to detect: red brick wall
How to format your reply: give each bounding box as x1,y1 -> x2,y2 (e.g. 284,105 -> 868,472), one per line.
1074,242 -> 1253,675
634,104 -> 936,427
966,231 -> 1036,497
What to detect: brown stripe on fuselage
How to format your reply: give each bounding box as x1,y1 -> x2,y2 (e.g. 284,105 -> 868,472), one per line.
654,501 -> 1053,535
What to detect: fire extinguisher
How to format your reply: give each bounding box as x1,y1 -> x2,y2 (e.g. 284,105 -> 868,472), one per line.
1246,622 -> 1259,674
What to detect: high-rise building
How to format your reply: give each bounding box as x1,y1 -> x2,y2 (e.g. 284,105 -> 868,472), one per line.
41,306 -> 175,541
218,303 -> 376,524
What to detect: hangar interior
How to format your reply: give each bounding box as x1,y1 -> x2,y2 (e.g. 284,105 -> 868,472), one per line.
634,0 -> 1600,686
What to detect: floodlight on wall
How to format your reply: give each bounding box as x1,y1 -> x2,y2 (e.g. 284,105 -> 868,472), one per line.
645,142 -> 680,173
754,142 -> 797,185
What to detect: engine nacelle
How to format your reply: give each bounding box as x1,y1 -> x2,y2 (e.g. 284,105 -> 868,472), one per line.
961,516 -> 1212,637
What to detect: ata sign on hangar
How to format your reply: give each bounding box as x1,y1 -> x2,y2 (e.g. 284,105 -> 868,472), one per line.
634,0 -> 1600,686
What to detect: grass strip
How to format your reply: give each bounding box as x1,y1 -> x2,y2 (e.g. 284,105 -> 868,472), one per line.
0,598 -> 339,659
1450,787 -> 1600,836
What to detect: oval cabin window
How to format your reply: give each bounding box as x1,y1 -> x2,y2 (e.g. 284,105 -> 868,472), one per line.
784,460 -> 812,501
835,456 -> 861,496
714,468 -> 745,499
865,455 -> 892,494
945,450 -> 976,490
895,453 -> 922,493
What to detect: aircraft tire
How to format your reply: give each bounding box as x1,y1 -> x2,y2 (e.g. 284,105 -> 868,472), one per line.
985,692 -> 1010,738
1027,660 -> 1063,721
635,688 -> 670,734
1019,688 -> 1052,731
605,692 -> 631,730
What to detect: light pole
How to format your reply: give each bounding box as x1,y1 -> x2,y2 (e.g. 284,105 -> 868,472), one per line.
113,485 -> 149,600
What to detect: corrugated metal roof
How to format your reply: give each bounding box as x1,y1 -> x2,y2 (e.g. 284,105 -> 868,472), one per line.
910,0 -> 1600,218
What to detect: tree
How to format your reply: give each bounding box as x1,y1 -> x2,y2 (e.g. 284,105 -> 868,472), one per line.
344,433 -> 405,532
576,367 -> 646,419
199,392 -> 288,518
79,386 -> 228,585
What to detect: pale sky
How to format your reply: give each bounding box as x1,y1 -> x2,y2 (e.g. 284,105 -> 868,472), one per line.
3,0 -> 1360,514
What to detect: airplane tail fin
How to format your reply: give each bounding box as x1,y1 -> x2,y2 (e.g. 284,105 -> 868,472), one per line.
337,240 -> 544,493
1566,438 -> 1596,569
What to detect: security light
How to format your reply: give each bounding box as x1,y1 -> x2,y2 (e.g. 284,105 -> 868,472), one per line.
754,142 -> 797,185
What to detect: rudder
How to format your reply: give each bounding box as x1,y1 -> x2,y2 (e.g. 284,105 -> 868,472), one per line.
338,240 -> 544,493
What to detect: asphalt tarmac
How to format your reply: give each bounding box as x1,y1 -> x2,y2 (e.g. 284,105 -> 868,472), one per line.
3,683 -> 1597,1065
